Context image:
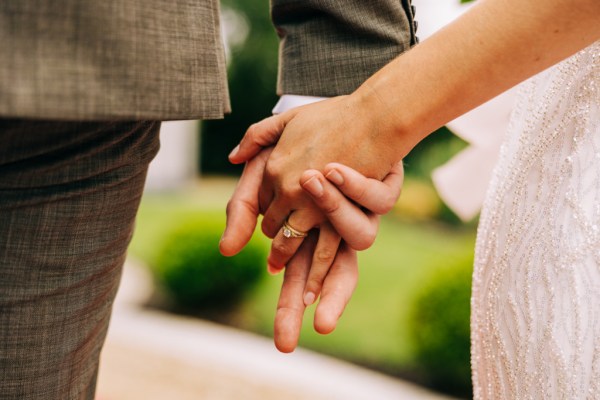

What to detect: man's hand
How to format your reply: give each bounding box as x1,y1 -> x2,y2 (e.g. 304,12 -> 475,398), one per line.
220,148 -> 272,257
219,145 -> 343,278
274,161 -> 404,352
221,99 -> 404,352
275,234 -> 358,353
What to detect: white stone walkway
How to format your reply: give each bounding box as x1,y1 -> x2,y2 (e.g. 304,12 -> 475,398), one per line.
97,260 -> 457,400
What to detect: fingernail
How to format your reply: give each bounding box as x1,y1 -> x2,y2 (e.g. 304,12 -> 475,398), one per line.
228,144 -> 240,159
325,169 -> 344,186
304,292 -> 316,306
303,176 -> 324,197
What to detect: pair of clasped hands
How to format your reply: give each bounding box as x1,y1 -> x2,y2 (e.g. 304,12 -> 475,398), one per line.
219,94 -> 404,353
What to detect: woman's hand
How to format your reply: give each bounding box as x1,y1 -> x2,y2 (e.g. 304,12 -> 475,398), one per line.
272,161 -> 404,352
297,161 -> 404,305
228,94 -> 401,270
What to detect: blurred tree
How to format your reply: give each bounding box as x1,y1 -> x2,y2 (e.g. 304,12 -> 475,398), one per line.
409,257 -> 473,397
200,0 -> 279,175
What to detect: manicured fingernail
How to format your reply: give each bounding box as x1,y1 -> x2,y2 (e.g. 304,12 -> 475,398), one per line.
228,144 -> 240,159
303,176 -> 324,197
325,169 -> 344,186
304,292 -> 316,306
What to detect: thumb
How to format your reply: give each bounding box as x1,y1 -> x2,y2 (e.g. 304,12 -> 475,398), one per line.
229,109 -> 297,164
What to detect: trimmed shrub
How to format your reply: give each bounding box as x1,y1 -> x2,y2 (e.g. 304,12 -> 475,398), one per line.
152,220 -> 266,312
408,257 -> 473,397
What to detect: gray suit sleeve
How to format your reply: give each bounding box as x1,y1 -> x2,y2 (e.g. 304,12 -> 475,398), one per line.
271,0 -> 416,97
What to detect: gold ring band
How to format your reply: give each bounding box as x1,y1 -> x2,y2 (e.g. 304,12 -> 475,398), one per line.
282,218 -> 308,238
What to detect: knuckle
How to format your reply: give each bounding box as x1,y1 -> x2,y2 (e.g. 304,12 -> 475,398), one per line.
354,184 -> 369,204
282,180 -> 303,199
284,273 -> 307,285
264,157 -> 290,188
227,196 -> 258,217
306,279 -> 323,294
322,198 -> 341,215
271,239 -> 291,257
225,199 -> 234,215
264,158 -> 278,180
245,123 -> 258,138
276,304 -> 303,314
315,247 -> 336,265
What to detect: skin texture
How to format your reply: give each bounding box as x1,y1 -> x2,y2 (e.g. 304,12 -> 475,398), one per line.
224,0 -> 600,352
274,237 -> 358,353
220,149 -> 401,352
298,163 -> 404,304
231,0 -> 600,227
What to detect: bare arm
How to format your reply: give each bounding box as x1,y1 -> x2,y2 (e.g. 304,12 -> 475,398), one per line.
354,0 -> 600,162
232,0 -> 600,190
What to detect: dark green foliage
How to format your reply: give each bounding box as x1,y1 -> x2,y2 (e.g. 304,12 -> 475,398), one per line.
153,221 -> 266,311
201,0 -> 279,175
402,126 -> 468,179
408,257 -> 473,397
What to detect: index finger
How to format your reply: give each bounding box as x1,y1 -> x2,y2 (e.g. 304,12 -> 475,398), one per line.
228,108 -> 299,164
220,148 -> 272,257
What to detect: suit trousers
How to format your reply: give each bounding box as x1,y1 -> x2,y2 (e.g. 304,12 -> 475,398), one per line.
0,119 -> 161,399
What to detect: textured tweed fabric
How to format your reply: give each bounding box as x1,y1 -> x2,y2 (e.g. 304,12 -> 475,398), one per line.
272,0 -> 416,97
0,0 -> 414,121
0,1 -> 229,121
0,120 -> 160,399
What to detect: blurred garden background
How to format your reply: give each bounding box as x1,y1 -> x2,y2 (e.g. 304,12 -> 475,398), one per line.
121,0 -> 514,398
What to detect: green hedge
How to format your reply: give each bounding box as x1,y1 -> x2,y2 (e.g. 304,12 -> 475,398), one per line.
408,257 -> 473,397
152,220 -> 266,312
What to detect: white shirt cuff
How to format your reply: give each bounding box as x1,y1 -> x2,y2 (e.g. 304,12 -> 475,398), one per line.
272,95 -> 328,114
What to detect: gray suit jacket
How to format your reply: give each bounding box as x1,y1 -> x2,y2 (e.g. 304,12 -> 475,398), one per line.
273,0 -> 416,97
0,0 -> 414,121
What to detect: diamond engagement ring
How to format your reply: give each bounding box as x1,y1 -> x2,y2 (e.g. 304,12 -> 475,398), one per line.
282,218 -> 308,238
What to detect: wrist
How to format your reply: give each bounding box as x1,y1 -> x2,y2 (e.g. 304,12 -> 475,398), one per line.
351,78 -> 414,163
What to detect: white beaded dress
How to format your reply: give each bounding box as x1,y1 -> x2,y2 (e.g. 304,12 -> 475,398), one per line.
471,41 -> 600,399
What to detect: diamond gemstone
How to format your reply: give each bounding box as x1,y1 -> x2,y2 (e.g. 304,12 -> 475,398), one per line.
283,227 -> 292,238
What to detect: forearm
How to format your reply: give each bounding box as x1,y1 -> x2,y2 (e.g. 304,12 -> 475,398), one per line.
355,0 -> 600,160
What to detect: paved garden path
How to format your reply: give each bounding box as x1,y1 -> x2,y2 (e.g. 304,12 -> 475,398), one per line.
96,260 -> 457,400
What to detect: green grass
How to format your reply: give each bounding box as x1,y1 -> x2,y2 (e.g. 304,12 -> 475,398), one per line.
129,186 -> 476,377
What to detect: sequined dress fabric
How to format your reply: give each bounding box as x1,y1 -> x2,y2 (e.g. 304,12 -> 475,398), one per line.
471,41 -> 600,399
